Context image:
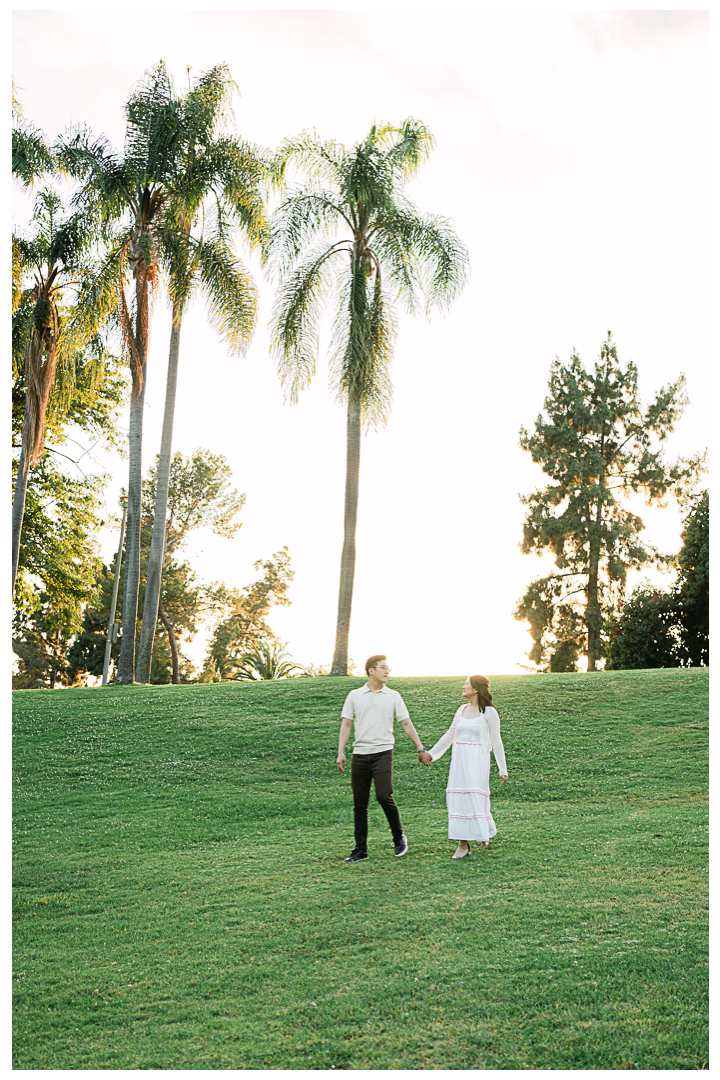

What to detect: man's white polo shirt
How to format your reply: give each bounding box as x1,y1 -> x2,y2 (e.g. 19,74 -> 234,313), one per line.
342,684 -> 410,755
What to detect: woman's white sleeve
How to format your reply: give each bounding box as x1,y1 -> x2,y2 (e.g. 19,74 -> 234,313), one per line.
487,709 -> 507,775
427,716 -> 457,762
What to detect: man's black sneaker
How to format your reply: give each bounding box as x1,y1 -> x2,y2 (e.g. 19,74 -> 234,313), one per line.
394,834 -> 409,858
343,849 -> 368,863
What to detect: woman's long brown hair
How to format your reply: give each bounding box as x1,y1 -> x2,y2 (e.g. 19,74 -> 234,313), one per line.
469,675 -> 494,713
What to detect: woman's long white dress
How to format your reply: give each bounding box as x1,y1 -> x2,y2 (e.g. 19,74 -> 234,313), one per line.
428,705 -> 507,842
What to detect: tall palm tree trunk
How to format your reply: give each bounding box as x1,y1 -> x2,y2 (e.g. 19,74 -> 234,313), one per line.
331,393 -> 362,675
158,603 -> 180,684
11,402 -> 31,595
13,315 -> 58,596
136,307 -> 182,682
116,363 -> 147,683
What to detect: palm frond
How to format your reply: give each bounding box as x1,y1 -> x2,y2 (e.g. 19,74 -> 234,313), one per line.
376,117 -> 436,177
124,62 -> 183,184
59,242 -> 126,362
366,215 -> 423,315
373,208 -> 469,312
156,224 -> 196,316
57,126 -> 129,200
12,123 -> 55,187
330,269 -> 395,428
12,291 -> 35,376
271,242 -> 346,402
182,63 -> 236,141
235,642 -> 303,680
196,237 -> 258,356
199,137 -> 268,248
266,190 -> 349,275
276,130 -> 347,187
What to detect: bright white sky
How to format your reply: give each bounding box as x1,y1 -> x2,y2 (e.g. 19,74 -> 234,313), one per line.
12,9 -> 709,677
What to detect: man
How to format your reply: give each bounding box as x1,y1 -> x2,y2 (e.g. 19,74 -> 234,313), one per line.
337,655 -> 428,862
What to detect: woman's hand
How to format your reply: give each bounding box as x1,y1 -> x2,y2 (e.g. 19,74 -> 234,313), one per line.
418,751 -> 432,765
500,774 -> 508,783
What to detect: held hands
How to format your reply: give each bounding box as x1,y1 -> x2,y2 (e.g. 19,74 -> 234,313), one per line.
418,751 -> 432,766
337,753 -> 347,772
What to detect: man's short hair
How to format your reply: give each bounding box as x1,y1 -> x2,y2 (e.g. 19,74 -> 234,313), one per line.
365,654 -> 387,675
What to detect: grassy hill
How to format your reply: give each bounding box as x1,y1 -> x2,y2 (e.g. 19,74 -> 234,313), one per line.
13,668 -> 708,1069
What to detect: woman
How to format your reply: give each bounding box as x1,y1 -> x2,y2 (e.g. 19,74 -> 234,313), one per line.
419,675 -> 508,858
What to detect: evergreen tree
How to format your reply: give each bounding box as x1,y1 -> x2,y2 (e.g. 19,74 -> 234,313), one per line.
675,490 -> 709,665
514,335 -> 704,671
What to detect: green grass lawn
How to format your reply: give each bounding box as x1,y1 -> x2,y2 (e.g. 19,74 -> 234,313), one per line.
13,668 -> 708,1070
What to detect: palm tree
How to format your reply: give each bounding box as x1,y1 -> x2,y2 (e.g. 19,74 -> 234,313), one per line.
56,61 -> 262,683
134,69 -> 266,683
12,87 -> 54,193
235,643 -> 304,681
12,188 -> 116,595
267,120 -> 468,674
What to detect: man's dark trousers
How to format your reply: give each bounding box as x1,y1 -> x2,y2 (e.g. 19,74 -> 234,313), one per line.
350,749 -> 403,851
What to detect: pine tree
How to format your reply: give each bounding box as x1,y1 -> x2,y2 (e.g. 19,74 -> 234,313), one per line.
514,334 -> 704,671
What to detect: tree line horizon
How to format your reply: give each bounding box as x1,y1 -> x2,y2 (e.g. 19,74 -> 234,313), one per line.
12,61 -> 708,687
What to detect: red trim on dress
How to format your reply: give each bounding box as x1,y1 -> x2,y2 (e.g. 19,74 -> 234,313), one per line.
446,789 -> 490,796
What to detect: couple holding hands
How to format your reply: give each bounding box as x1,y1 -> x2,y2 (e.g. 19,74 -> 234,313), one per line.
337,655 -> 508,862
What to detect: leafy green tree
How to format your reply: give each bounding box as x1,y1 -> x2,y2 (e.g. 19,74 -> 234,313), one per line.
675,490 -> 709,665
267,120 -> 468,674
136,65 -> 266,682
605,491 -> 709,670
514,335 -> 704,671
65,597 -> 117,684
139,449 -> 244,682
67,549 -> 203,686
13,593 -> 87,689
235,642 -> 304,681
143,448 -> 245,563
604,585 -> 680,670
12,457 -> 105,630
203,549 -> 294,680
68,448 -> 243,684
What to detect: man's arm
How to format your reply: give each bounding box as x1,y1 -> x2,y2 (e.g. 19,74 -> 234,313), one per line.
399,716 -> 425,753
337,717 -> 353,771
